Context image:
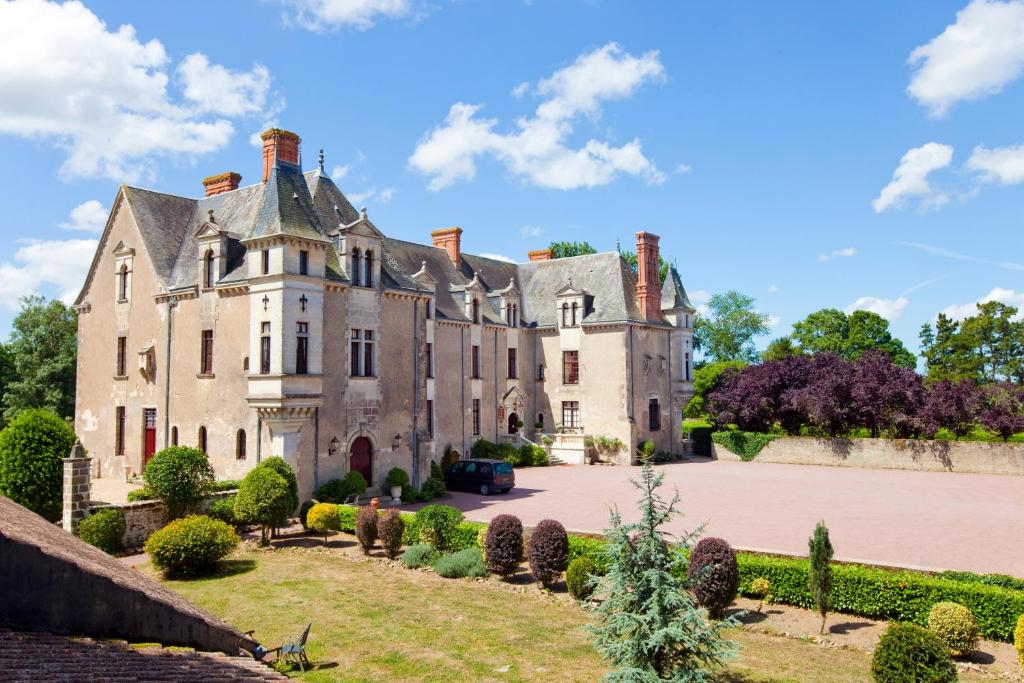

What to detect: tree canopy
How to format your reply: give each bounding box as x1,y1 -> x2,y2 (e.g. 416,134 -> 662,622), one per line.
920,302 -> 1024,384
619,249 -> 670,285
693,291 -> 771,364
3,296 -> 78,422
782,308 -> 915,368
548,241 -> 597,259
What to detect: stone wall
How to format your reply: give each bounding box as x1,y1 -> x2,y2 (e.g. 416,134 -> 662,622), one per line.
90,491 -> 236,549
711,436 -> 1024,476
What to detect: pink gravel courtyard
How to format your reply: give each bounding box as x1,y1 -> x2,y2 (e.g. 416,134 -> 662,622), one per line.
421,460 -> 1024,576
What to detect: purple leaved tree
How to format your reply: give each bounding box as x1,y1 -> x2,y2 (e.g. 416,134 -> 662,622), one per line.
920,380 -> 980,438
977,382 -> 1024,440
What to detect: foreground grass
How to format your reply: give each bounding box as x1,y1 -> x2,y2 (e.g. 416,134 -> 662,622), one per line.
147,547 -> 992,682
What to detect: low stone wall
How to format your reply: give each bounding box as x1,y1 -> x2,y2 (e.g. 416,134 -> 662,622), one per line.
712,437 -> 1024,476
90,491 -> 236,549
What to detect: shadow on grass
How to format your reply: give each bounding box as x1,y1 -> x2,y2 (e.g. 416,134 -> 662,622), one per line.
167,559 -> 258,581
727,608 -> 767,625
714,673 -> 770,682
271,534 -> 356,550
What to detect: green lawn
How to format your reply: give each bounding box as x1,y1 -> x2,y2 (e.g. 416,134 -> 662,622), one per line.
146,544 -> 992,682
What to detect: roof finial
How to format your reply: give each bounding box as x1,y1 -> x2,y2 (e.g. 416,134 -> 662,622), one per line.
207,208 -> 215,223
616,238 -> 621,253
318,148 -> 325,173
360,206 -> 368,219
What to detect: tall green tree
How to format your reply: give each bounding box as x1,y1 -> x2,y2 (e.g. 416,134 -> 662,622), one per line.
761,336 -> 800,362
3,296 -> 78,421
590,462 -> 738,681
919,314 -> 976,382
919,303 -> 1024,383
548,241 -> 597,259
808,521 -> 834,635
683,360 -> 747,418
620,249 -> 670,285
788,308 -> 915,367
693,291 -> 770,364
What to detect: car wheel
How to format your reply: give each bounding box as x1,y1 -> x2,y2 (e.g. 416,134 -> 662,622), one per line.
479,484 -> 490,496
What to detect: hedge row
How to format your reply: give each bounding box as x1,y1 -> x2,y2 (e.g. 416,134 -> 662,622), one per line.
335,505 -> 484,551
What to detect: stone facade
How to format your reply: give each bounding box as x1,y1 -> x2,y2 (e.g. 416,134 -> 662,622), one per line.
74,127 -> 697,501
61,441 -> 92,533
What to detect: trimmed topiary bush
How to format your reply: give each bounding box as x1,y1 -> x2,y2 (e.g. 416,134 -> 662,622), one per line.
144,514 -> 239,578
205,497 -> 237,526
355,505 -> 378,554
385,467 -> 410,490
750,577 -> 771,612
927,601 -> 979,657
528,518 -> 569,587
127,487 -> 156,502
871,622 -> 956,683
414,505 -> 464,553
566,556 -> 596,601
317,470 -> 367,502
256,457 -> 298,515
401,543 -> 438,569
378,508 -> 405,559
0,408 -> 77,521
299,499 -> 317,530
485,514 -> 523,578
687,537 -> 740,618
306,502 -> 340,546
77,508 -> 125,554
233,466 -> 292,545
143,446 -> 214,518
433,548 -> 487,578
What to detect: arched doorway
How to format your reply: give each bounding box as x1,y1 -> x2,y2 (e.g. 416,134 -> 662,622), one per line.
350,437 -> 373,486
507,412 -> 519,435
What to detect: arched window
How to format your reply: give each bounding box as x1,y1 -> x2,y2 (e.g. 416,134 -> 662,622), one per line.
235,429 -> 246,460
118,263 -> 129,301
471,298 -> 480,324
170,426 -> 178,446
505,303 -> 512,324
351,247 -> 362,286
198,426 -> 207,454
364,250 -> 374,287
537,412 -> 544,429
512,304 -> 518,327
571,302 -> 579,327
204,250 -> 215,289
561,302 -> 569,327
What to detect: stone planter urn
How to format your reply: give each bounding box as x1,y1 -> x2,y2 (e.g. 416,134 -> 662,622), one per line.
370,497 -> 380,513
389,485 -> 402,500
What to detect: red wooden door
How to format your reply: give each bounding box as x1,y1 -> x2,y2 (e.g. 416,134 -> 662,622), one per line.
350,437 -> 372,486
143,408 -> 157,465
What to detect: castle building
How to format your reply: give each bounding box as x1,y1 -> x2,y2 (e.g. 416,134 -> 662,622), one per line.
74,128 -> 695,498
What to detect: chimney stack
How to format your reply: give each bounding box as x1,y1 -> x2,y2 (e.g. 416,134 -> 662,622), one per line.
260,128 -> 301,183
635,231 -> 662,321
528,248 -> 553,261
431,227 -> 463,268
202,172 -> 242,197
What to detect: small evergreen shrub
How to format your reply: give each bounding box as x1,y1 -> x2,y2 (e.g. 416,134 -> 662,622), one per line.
516,444 -> 535,467
710,431 -> 779,461
206,479 -> 241,492
637,439 -> 656,461
143,446 -> 214,518
299,499 -> 317,530
420,476 -> 446,500
306,502 -> 340,545
809,521 -> 834,634
355,505 -> 378,554
528,518 -> 569,587
256,457 -> 298,514
566,556 -> 596,601
568,535 -> 610,575
1015,614 -> 1024,667
450,520 -> 485,552
433,548 -> 487,578
871,622 -> 956,683
485,514 -> 523,577
750,577 -> 771,611
531,446 -> 549,466
205,497 -> 237,526
77,508 -> 125,554
144,515 -> 239,578
414,505 -> 463,553
317,471 -> 366,502
687,537 -> 740,618
927,601 -> 979,657
233,466 -> 292,545
401,543 -> 438,569
127,487 -> 156,502
470,439 -> 499,459
385,467 -> 410,490
337,504 -> 357,532
0,409 -> 77,521
378,509 -> 405,559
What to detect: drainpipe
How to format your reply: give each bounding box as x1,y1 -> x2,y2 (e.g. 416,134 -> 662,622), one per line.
256,416 -> 262,463
493,328 -> 498,438
666,326 -> 673,456
162,299 -> 175,448
313,407 -> 320,492
461,326 -> 466,458
411,298 -> 421,489
628,325 -> 635,463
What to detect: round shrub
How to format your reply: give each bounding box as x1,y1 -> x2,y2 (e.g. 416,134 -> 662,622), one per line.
414,505 -> 464,553
528,519 -> 568,587
378,508 -> 405,559
299,499 -> 317,530
1015,613 -> 1024,668
144,515 -> 239,578
485,514 -> 523,578
306,502 -> 340,545
687,537 -> 739,618
401,543 -> 438,569
205,497 -> 237,526
0,408 -> 76,521
433,548 -> 487,578
317,470 -> 367,502
750,577 -> 771,611
143,446 -> 214,518
928,601 -> 979,657
420,476 -> 446,500
531,446 -> 549,467
385,467 -> 410,489
566,556 -> 597,601
871,622 -> 957,683
127,487 -> 156,502
355,505 -> 378,554
77,508 -> 125,554
256,457 -> 298,515
233,466 -> 292,545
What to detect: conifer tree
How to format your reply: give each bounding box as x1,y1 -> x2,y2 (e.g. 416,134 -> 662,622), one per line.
808,521 -> 834,634
590,462 -> 738,682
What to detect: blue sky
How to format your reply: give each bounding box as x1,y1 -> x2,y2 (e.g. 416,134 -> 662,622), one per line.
1,0 -> 1023,359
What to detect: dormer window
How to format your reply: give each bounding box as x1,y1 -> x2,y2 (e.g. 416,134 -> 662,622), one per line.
505,302 -> 519,327
118,263 -> 129,301
203,250 -> 215,289
561,302 -> 570,327
571,302 -> 579,327
471,298 -> 480,324
364,250 -> 374,287
351,247 -> 362,286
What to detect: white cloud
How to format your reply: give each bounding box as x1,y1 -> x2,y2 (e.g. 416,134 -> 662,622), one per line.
520,225 -> 543,238
895,240 -> 1024,271
0,0 -> 276,183
845,296 -> 909,321
409,43 -> 668,191
817,247 -> 858,262
281,0 -> 415,32
478,252 -> 516,263
872,142 -> 953,213
908,0 -> 1024,117
767,284 -> 780,294
941,287 -> 1024,320
330,164 -> 351,180
0,238 -> 98,309
690,289 -> 711,305
511,81 -> 530,98
59,200 -> 108,233
674,163 -> 692,174
966,143 -> 1024,184
347,186 -> 396,205
766,314 -> 781,328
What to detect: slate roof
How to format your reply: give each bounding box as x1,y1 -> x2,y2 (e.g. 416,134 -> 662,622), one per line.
661,266 -> 694,311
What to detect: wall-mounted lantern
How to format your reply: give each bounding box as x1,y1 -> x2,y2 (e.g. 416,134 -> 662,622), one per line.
328,436 -> 340,457
391,433 -> 402,451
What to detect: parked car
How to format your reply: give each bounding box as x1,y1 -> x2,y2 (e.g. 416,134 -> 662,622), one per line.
443,459 -> 515,495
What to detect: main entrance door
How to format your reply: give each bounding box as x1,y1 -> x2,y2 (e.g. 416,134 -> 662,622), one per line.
507,412 -> 519,435
143,408 -> 157,466
350,437 -> 373,486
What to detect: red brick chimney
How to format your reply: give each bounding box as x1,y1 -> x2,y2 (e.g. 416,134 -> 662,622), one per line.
635,231 -> 662,321
202,172 -> 241,197
528,248 -> 553,261
261,128 -> 301,183
431,227 -> 463,268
